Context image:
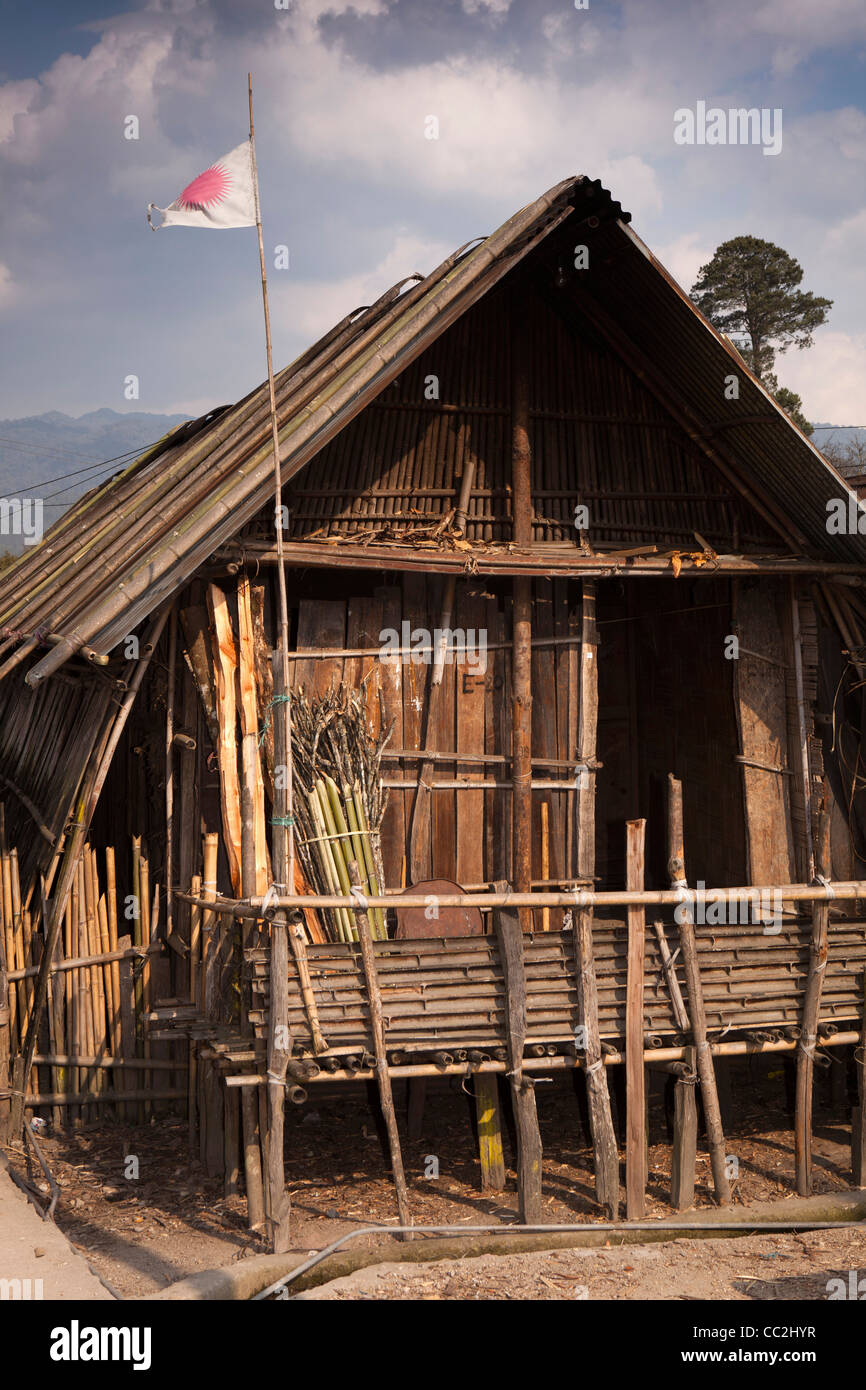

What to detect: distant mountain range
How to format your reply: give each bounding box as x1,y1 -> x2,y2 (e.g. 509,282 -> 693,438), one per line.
0,408 -> 192,555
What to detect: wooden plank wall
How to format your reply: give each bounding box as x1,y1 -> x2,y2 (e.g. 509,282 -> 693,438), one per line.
287,575 -> 581,904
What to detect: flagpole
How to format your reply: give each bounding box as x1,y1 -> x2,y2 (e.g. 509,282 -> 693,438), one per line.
249,72 -> 294,1254
248,74 -> 294,901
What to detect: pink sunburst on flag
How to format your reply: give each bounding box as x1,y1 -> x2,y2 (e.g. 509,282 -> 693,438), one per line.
178,161 -> 232,211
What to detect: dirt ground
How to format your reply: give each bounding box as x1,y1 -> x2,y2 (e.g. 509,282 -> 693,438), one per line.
5,1049 -> 863,1300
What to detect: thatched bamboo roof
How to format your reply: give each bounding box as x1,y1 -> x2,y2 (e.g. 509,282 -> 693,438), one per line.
0,173 -> 862,688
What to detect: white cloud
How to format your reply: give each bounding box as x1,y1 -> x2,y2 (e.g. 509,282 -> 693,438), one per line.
651,232 -> 714,293
271,231 -> 455,342
779,330 -> 866,426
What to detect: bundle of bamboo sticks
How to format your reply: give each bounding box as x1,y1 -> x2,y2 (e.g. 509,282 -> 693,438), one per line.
0,830 -> 183,1126
291,684 -> 390,942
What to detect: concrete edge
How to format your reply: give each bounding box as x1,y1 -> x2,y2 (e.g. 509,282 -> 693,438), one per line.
148,1189 -> 866,1300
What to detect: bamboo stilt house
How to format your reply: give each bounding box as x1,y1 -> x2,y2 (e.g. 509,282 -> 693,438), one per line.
2,175 -> 866,1234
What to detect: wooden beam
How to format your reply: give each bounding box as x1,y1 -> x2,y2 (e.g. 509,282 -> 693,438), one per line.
625,818 -> 647,1219
495,904 -> 543,1223
511,297 -> 534,930
795,804 -> 831,1195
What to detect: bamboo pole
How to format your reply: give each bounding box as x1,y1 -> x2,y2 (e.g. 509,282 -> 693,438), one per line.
188,873 -> 201,1149
669,774 -> 731,1205
265,661 -> 293,1252
796,805 -> 832,1195
348,859 -> 412,1236
853,972 -> 866,1186
177,879 -> 866,915
625,819 -> 647,1219
248,72 -> 294,900
165,605 -> 177,950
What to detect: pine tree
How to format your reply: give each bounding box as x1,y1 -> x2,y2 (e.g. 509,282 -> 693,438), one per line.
691,236 -> 832,393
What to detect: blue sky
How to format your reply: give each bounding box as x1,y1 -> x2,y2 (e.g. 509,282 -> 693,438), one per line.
0,0 -> 864,425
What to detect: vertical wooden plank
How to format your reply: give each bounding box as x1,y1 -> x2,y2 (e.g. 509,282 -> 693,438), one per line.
484,594 -> 504,885
431,584 -> 457,883
346,596 -> 384,738
377,585 -> 405,889
495,905 -> 542,1222
532,581 -> 559,904
403,574 -> 432,884
733,580 -> 797,886
207,583 -> 243,897
625,818 -> 647,1220
224,1088 -> 240,1197
237,574 -> 270,903
293,599 -> 346,699
456,584 -> 485,887
556,578 -> 578,880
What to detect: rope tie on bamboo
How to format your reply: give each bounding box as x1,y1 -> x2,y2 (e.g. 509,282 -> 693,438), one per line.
585,1059 -> 604,1077
258,692 -> 291,748
572,887 -> 593,909
269,815 -> 294,828
261,884 -> 283,919
349,884 -> 369,912
816,874 -> 835,900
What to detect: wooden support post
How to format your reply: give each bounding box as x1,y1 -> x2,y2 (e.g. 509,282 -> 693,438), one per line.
265,661 -> 293,1252
573,579 -> 618,1216
625,819 -> 647,1220
852,972 -> 866,1187
796,805 -> 831,1195
474,1074 -> 506,1191
655,920 -> 697,1211
224,1088 -> 240,1197
670,1073 -> 698,1211
349,860 -> 412,1235
473,878 -> 508,1191
495,904 -> 543,1223
511,306 -> 533,931
669,774 -> 731,1205
200,834 -> 224,1177
240,1085 -> 265,1229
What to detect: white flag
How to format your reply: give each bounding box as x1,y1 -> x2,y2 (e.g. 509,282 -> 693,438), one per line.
148,141 -> 257,230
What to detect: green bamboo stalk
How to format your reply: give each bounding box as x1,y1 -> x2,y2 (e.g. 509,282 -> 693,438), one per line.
306,789 -> 350,943
351,781 -> 387,939
316,780 -> 355,941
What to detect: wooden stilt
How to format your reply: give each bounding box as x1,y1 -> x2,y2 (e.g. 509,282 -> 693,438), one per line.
625,818 -> 647,1219
240,1085 -> 265,1229
796,805 -> 831,1195
670,1072 -> 698,1211
495,904 -> 542,1223
474,1074 -> 506,1191
224,1088 -> 240,1197
655,920 -> 697,1210
349,859 -> 412,1236
265,663 -> 293,1251
668,774 -> 731,1205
